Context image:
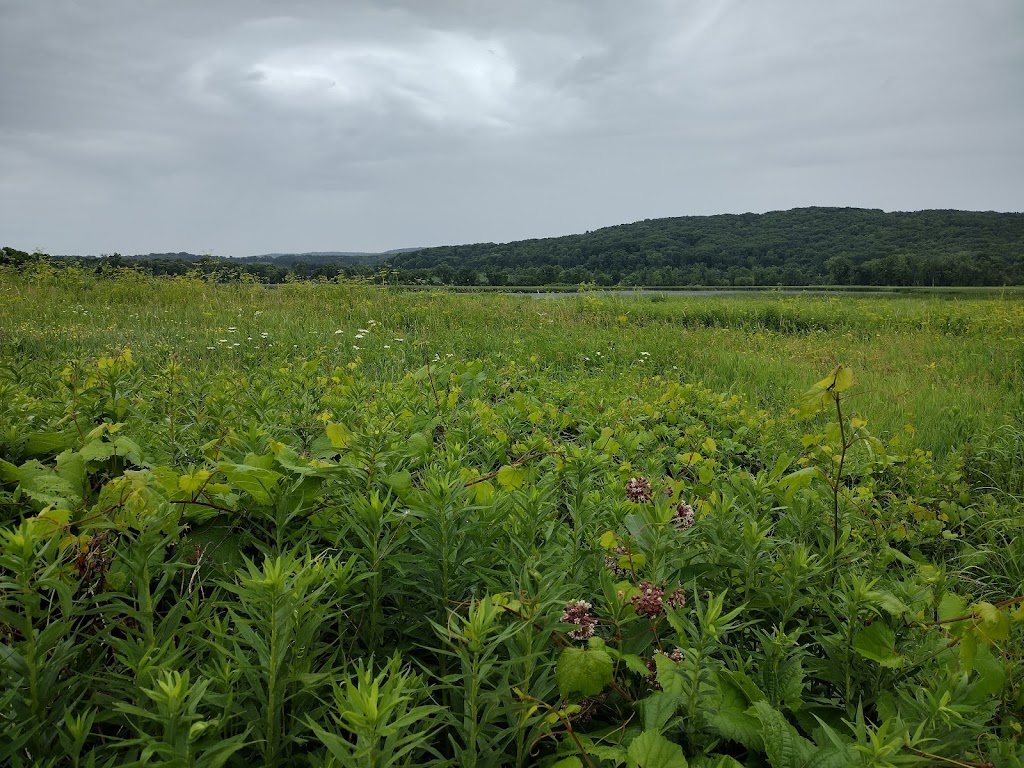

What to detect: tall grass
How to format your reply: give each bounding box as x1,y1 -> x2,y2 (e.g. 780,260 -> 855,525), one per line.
3,268 -> 1022,456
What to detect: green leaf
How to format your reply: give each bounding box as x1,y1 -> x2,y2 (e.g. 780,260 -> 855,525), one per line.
581,740 -> 628,766
325,423 -> 352,450
472,480 -> 495,505
957,630 -> 977,674
938,592 -> 967,622
689,757 -> 745,768
817,366 -> 854,393
975,601 -> 1009,643
25,432 -> 71,457
708,674 -> 764,751
79,440 -> 116,464
749,701 -> 815,768
972,644 -> 1006,695
496,465 -> 526,490
626,730 -> 688,768
404,432 -> 432,461
852,622 -> 903,668
217,462 -> 282,505
178,469 -> 213,494
55,450 -> 87,499
2,458 -> 82,508
641,692 -> 680,733
623,654 -> 652,677
654,653 -> 686,697
112,435 -> 145,465
802,746 -> 859,768
796,366 -> 854,416
556,646 -> 614,698
874,591 -> 907,618
777,467 -> 818,498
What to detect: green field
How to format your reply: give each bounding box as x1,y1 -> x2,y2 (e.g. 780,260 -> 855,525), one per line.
2,267 -> 1024,766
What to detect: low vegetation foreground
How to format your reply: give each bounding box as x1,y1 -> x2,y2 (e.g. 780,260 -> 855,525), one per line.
2,267 -> 1024,766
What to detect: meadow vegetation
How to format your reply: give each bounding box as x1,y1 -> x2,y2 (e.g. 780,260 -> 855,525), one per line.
1,264 -> 1023,766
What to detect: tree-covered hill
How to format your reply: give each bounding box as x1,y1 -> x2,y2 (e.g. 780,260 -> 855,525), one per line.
388,207 -> 1024,286
4,207 -> 1023,285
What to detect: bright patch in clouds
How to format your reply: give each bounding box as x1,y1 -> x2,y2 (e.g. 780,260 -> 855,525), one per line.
193,30 -> 567,131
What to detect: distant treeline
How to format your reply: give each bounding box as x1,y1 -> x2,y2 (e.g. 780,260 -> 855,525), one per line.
5,207 -> 1024,286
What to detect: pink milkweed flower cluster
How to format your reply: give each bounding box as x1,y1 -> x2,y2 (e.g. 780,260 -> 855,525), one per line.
604,545 -> 631,577
561,599 -> 597,641
667,587 -> 686,609
631,582 -> 665,617
673,501 -> 695,529
625,476 -> 653,504
631,582 -> 686,617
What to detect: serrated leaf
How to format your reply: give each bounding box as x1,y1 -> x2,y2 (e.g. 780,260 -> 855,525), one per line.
79,440 -> 116,464
217,462 -> 282,505
626,730 -> 688,768
938,592 -> 967,622
55,450 -> 87,498
623,654 -> 653,677
556,646 -> 613,698
708,675 -> 764,751
874,591 -> 907,618
802,746 -> 859,768
178,469 -> 213,494
28,508 -> 71,536
654,653 -> 685,697
641,692 -> 681,733
958,630 -> 977,674
852,622 -> 903,668
797,367 -> 853,417
749,701 -> 815,768
325,423 -> 352,450
975,602 -> 1009,643
496,465 -> 526,490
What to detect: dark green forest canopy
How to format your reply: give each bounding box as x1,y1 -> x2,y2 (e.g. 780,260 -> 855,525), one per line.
389,207 -> 1024,286
5,206 -> 1024,286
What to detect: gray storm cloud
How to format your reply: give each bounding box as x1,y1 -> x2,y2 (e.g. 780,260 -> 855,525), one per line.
1,0 -> 1021,255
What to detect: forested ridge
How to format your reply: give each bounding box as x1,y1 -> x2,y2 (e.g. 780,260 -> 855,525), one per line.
4,206 -> 1023,285
390,207 -> 1024,286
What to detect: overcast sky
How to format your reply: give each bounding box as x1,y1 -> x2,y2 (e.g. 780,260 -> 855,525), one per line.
1,1 -> 1022,256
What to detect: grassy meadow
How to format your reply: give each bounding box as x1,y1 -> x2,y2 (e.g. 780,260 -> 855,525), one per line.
2,266 -> 1024,766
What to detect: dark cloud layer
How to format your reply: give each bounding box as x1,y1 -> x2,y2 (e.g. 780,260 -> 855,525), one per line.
2,0 -> 1021,255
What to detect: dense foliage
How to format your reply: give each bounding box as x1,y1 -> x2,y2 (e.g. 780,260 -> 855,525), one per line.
388,207 -> 1024,287
7,206 -> 1023,286
2,271 -> 1024,766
